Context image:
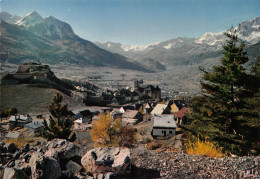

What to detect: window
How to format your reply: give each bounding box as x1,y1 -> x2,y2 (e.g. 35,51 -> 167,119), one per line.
162,130 -> 164,134
169,131 -> 172,134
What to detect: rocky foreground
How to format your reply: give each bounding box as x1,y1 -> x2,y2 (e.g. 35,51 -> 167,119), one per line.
131,150 -> 260,178
0,139 -> 259,179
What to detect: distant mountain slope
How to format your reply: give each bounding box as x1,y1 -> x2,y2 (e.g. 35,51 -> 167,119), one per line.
96,17 -> 260,68
0,12 -> 21,24
0,12 -> 152,72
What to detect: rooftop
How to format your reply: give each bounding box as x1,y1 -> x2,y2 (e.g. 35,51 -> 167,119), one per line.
151,104 -> 168,115
153,114 -> 177,128
74,118 -> 88,124
9,114 -> 30,122
24,120 -> 44,129
122,110 -> 139,119
174,107 -> 191,118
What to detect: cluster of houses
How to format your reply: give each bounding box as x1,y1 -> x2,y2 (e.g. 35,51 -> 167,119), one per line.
79,80 -> 162,106
1,97 -> 191,139
0,96 -> 191,140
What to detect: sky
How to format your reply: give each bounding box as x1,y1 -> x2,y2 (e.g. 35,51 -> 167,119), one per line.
1,0 -> 260,45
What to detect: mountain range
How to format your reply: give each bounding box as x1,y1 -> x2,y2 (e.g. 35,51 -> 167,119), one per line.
0,11 -> 259,74
0,11 -> 152,72
95,17 -> 260,68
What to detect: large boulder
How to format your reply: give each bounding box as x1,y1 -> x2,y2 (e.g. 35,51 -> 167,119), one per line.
66,160 -> 82,175
44,139 -> 80,160
29,152 -> 61,179
3,168 -> 28,179
81,147 -> 131,176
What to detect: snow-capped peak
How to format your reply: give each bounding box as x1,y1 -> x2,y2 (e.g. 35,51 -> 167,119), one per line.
196,17 -> 260,46
195,31 -> 227,46
235,17 -> 260,44
16,11 -> 42,27
121,41 -> 160,52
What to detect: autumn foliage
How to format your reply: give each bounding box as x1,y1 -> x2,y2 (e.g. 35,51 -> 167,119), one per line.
186,137 -> 224,158
91,113 -> 137,147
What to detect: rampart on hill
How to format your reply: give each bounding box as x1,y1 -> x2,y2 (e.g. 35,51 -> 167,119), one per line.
1,62 -> 74,95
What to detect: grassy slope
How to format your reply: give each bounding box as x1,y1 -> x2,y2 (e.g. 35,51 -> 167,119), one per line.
0,84 -> 86,114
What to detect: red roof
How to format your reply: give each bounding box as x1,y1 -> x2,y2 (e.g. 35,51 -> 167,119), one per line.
174,107 -> 191,118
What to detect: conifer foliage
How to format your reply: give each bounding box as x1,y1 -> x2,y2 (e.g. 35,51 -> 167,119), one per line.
42,93 -> 76,141
186,29 -> 259,155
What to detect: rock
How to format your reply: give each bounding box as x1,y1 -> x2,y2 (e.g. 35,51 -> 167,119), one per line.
4,143 -> 16,153
174,140 -> 182,149
20,144 -> 30,153
81,147 -> 131,176
66,160 -> 82,175
3,168 -> 28,179
44,139 -> 80,160
104,172 -> 114,179
29,152 -> 61,179
97,173 -> 104,179
131,149 -> 260,178
61,170 -> 73,179
74,172 -> 88,179
0,168 -> 4,179
12,152 -> 20,160
6,160 -> 15,167
14,160 -> 31,176
0,143 -> 4,153
23,153 -> 31,163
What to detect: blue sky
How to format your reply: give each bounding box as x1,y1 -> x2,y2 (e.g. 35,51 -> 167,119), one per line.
1,0 -> 260,45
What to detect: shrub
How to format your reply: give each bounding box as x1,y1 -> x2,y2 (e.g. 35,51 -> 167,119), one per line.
146,141 -> 160,150
4,137 -> 34,148
186,137 -> 224,158
119,126 -> 137,147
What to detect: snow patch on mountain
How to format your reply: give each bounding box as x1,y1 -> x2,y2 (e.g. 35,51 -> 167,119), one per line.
196,17 -> 260,46
16,11 -> 42,27
195,32 -> 226,46
163,43 -> 174,49
120,41 -> 160,52
235,17 -> 260,44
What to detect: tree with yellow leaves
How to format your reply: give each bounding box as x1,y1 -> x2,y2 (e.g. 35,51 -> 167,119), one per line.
90,113 -> 136,147
91,113 -> 113,145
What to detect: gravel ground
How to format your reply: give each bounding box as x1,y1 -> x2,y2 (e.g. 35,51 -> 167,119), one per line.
131,150 -> 260,179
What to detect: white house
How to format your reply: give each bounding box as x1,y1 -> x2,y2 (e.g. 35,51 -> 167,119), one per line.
9,114 -> 33,128
24,120 -> 45,135
152,114 -> 177,138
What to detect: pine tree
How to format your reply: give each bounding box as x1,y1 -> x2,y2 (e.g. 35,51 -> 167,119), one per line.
245,58 -> 260,154
42,93 -> 76,141
186,29 -> 257,155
